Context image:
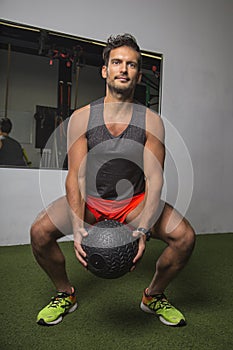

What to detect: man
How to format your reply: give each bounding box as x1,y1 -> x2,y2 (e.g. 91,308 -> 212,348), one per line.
0,117 -> 27,166
31,34 -> 195,327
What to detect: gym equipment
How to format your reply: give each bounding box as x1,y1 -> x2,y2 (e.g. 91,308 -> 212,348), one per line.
81,220 -> 139,279
4,43 -> 11,118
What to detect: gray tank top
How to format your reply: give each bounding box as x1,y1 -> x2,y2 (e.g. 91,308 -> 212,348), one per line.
86,98 -> 146,200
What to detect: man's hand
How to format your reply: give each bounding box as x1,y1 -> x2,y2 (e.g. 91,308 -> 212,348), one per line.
131,231 -> 147,271
73,228 -> 88,268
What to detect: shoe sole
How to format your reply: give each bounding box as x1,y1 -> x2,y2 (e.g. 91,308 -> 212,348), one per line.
140,302 -> 186,327
37,302 -> 78,326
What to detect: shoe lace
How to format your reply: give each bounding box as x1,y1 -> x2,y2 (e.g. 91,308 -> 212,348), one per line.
48,292 -> 69,309
149,294 -> 172,311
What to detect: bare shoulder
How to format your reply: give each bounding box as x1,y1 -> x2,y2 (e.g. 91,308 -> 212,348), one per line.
69,104 -> 91,126
68,104 -> 91,132
145,108 -> 165,142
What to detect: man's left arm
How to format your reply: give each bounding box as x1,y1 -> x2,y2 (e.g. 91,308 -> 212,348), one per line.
133,110 -> 165,264
139,110 -> 165,229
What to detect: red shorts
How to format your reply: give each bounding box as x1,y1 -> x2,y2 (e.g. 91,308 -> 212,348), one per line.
86,193 -> 145,223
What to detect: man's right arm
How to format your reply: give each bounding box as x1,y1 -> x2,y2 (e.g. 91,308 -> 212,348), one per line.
65,106 -> 90,266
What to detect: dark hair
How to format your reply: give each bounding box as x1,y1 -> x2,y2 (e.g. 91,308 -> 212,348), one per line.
0,118 -> 12,134
103,33 -> 142,71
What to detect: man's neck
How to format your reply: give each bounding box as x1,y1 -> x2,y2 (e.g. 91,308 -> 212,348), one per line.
0,132 -> 8,137
104,88 -> 134,104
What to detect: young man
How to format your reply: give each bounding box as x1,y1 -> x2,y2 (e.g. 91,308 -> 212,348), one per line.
31,34 -> 195,327
0,117 -> 27,166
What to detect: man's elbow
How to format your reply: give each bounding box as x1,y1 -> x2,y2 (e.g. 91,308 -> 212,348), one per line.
147,172 -> 164,192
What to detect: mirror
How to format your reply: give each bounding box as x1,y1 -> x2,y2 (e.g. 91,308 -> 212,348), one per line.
0,20 -> 163,169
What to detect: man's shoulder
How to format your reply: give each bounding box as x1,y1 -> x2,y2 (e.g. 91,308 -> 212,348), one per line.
71,97 -> 104,117
72,103 -> 90,115
145,108 -> 162,124
90,97 -> 105,107
145,109 -> 164,141
67,99 -> 99,137
5,136 -> 22,147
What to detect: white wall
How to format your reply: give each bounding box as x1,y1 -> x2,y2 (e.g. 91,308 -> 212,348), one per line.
1,0 -> 233,245
0,167 -> 71,245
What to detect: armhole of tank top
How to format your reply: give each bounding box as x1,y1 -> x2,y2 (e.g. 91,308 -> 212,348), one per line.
87,98 -> 105,135
132,103 -> 146,133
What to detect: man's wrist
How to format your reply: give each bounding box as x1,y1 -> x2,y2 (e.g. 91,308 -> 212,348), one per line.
136,227 -> 151,241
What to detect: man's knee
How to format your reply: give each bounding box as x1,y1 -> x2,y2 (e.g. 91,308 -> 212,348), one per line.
30,220 -> 52,251
172,220 -> 196,254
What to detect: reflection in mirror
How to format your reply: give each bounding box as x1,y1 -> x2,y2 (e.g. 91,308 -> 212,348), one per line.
0,20 -> 163,169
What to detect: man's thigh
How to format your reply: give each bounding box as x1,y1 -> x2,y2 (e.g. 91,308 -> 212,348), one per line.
33,195 -> 97,239
125,199 -> 165,229
152,202 -> 189,243
126,199 -> 187,240
33,196 -> 73,239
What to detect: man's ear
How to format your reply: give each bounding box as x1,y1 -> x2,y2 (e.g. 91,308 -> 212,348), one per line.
137,71 -> 142,84
102,65 -> 107,79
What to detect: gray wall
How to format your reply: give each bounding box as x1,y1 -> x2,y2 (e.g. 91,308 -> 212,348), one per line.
1,0 -> 232,245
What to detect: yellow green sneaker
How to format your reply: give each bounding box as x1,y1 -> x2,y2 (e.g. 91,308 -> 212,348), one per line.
37,288 -> 77,326
140,289 -> 186,326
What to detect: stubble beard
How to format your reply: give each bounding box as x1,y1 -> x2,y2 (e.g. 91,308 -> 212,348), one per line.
107,79 -> 136,99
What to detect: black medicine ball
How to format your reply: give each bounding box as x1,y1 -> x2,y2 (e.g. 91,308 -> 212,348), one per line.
81,220 -> 139,279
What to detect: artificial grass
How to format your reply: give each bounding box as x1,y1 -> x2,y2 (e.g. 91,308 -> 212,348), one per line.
1,233 -> 233,350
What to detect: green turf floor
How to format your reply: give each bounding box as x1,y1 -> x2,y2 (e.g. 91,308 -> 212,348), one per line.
1,233 -> 233,350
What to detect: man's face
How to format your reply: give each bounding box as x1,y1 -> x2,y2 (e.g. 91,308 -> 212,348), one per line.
102,46 -> 142,97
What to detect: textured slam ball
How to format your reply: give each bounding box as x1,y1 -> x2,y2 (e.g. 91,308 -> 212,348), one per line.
81,220 -> 139,279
